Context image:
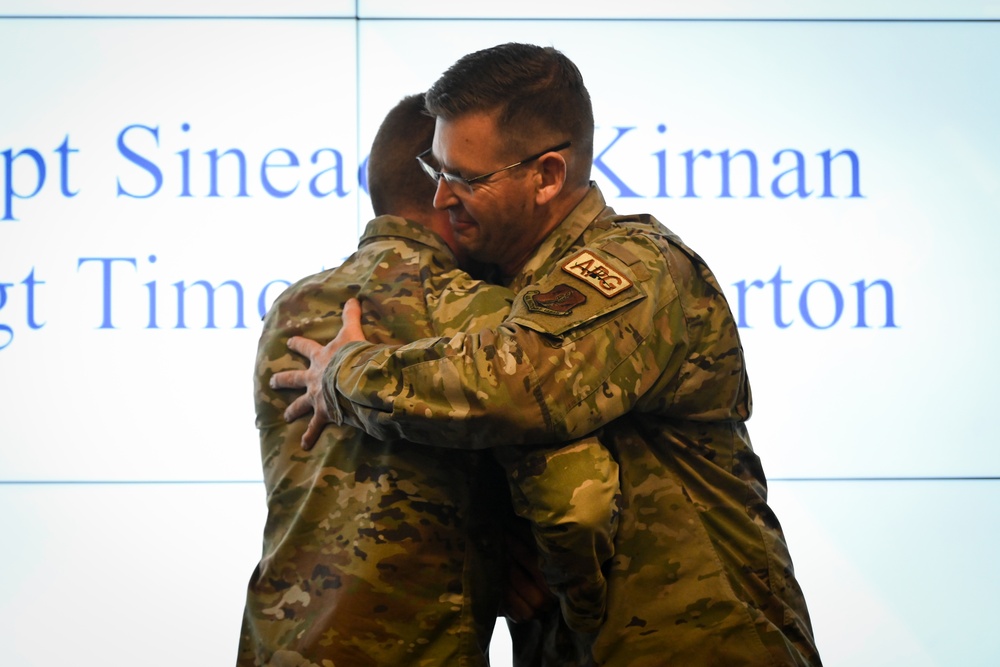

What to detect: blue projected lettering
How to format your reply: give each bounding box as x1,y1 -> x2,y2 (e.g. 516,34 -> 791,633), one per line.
0,257 -> 899,353
0,269 -> 46,350
594,125 -> 863,200
1,122 -> 862,224
732,267 -> 898,330
0,121 -> 885,352
76,255 -> 289,332
116,123 -> 350,200
2,136 -> 79,221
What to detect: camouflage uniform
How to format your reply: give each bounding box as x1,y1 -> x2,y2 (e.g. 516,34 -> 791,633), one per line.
238,215 -> 619,666
325,189 -> 822,666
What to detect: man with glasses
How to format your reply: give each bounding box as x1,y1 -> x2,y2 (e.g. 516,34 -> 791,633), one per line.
276,43 -> 822,665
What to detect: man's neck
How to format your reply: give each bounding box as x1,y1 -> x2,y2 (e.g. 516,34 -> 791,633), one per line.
500,183 -> 591,281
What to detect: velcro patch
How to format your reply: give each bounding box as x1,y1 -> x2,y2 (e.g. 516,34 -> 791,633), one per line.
523,284 -> 587,316
561,250 -> 633,298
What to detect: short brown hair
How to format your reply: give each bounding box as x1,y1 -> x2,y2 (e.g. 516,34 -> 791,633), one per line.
367,93 -> 436,217
426,43 -> 594,186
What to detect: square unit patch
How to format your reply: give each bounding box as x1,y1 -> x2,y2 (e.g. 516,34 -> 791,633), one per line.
561,249 -> 633,298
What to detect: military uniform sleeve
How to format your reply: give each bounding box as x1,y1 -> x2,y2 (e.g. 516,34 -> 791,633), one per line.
494,437 -> 620,634
324,230 -> 690,449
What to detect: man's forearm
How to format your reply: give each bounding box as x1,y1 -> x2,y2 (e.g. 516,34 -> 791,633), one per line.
322,317 -> 644,449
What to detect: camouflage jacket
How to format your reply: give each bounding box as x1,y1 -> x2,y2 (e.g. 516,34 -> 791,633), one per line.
325,190 -> 822,666
238,216 -> 510,667
239,215 -> 619,667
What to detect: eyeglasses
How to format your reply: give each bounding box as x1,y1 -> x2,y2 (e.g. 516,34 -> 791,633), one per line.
416,141 -> 571,195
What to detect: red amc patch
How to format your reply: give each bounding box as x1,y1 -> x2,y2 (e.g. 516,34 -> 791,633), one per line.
522,284 -> 587,316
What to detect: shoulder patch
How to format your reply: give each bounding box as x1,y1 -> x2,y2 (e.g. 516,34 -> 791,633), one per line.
561,249 -> 633,298
523,284 -> 587,316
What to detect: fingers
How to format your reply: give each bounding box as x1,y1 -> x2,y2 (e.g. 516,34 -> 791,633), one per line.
502,560 -> 557,623
339,298 -> 365,342
300,413 -> 324,451
287,335 -> 321,357
343,297 -> 361,322
502,588 -> 536,624
500,523 -> 556,623
284,393 -> 313,423
502,564 -> 535,622
516,560 -> 557,610
274,312 -> 357,447
270,369 -> 306,391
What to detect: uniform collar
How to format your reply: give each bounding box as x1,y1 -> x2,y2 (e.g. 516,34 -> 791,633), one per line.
508,184 -> 615,292
360,214 -> 454,258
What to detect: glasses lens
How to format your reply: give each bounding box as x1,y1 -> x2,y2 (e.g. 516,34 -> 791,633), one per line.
416,152 -> 477,195
417,155 -> 439,183
441,172 -> 473,195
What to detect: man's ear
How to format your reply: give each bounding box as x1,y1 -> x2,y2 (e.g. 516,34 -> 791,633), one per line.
534,152 -> 566,206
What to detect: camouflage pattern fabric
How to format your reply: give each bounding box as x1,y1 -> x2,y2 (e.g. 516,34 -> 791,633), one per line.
324,189 -> 823,666
494,440 -> 619,634
238,214 -> 620,666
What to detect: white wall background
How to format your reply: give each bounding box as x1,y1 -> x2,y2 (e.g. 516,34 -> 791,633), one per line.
2,2 -> 998,665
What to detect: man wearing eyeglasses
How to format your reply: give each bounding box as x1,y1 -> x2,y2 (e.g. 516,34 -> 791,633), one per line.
276,43 -> 822,666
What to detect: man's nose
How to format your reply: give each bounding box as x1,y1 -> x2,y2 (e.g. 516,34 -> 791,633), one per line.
432,177 -> 460,210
